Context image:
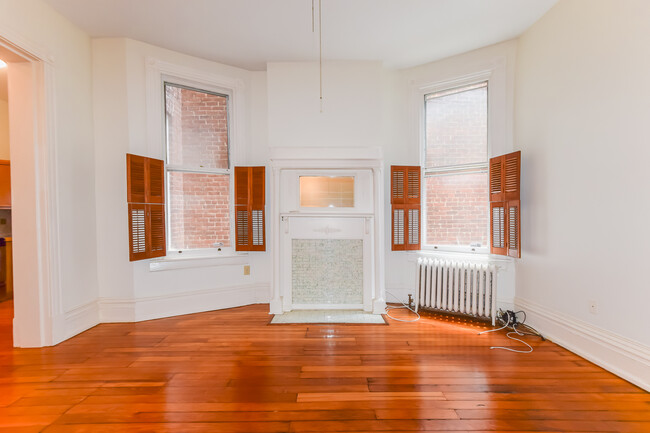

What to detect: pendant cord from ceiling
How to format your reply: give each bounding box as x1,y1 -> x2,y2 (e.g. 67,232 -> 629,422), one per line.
319,0 -> 323,112
310,0 -> 324,112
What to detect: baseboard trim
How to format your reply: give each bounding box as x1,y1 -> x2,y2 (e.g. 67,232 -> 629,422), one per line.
62,300 -> 100,341
515,297 -> 650,391
99,283 -> 270,323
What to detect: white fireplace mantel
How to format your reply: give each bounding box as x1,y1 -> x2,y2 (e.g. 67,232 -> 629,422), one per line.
269,147 -> 386,315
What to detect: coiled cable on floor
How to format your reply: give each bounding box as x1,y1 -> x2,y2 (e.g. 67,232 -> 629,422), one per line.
385,291 -> 420,322
478,310 -> 541,354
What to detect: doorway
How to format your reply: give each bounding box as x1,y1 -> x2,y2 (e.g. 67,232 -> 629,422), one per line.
0,34 -> 61,347
0,58 -> 12,305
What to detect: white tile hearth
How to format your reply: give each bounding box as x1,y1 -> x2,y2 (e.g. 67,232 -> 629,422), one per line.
270,310 -> 385,324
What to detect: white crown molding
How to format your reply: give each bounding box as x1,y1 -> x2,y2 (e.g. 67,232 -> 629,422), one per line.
515,297 -> 650,392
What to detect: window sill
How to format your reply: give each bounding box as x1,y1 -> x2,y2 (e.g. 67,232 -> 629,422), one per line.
149,252 -> 249,272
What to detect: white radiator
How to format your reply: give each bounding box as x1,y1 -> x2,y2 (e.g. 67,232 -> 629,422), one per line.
415,258 -> 497,325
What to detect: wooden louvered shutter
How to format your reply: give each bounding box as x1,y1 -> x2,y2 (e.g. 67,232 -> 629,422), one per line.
234,166 -> 266,251
147,204 -> 166,259
489,151 -> 520,257
127,154 -> 166,261
506,200 -> 520,258
127,154 -> 146,203
489,156 -> 503,202
391,166 -> 421,251
128,203 -> 147,261
490,202 -> 506,256
146,158 -> 165,204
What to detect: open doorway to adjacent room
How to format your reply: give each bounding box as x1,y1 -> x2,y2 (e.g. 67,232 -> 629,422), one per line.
0,55 -> 14,344
0,35 -> 60,348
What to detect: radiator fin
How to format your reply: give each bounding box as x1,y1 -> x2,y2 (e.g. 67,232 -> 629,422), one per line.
416,258 -> 497,325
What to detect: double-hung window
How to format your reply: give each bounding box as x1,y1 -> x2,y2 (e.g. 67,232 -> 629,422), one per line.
423,81 -> 489,251
164,82 -> 232,252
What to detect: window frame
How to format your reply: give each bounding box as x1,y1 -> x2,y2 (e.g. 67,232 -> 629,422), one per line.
419,71 -> 493,254
162,79 -> 235,256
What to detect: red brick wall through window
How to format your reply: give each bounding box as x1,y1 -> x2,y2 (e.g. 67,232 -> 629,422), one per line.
424,83 -> 488,247
165,84 -> 231,250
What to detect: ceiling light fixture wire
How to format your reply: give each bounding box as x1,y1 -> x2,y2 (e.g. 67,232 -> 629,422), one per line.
310,0 -> 324,112
319,0 -> 323,112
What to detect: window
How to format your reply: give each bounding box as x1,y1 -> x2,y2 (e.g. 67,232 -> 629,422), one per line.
164,83 -> 231,251
423,81 -> 489,251
299,176 -> 355,208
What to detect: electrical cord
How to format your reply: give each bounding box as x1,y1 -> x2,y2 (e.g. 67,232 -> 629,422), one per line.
478,309 -> 542,353
385,291 -> 420,322
478,313 -> 511,335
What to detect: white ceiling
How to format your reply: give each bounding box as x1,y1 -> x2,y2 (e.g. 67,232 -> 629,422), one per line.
42,0 -> 557,71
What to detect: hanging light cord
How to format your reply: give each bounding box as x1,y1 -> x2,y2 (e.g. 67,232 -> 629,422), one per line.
319,0 -> 323,112
310,0 -> 324,112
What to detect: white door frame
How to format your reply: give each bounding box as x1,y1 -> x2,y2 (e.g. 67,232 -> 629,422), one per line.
0,29 -> 62,347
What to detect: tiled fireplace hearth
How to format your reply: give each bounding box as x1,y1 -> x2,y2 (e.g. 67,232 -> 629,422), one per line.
269,148 -> 386,315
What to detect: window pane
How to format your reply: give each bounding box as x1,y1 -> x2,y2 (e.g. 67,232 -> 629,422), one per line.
425,82 -> 487,168
425,172 -> 488,247
165,84 -> 229,169
300,176 -> 354,208
168,171 -> 230,249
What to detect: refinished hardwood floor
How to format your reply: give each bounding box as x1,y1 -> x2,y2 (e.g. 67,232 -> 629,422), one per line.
0,300 -> 648,432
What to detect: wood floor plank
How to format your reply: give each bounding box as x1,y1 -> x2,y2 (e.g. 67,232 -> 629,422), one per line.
0,300 -> 647,432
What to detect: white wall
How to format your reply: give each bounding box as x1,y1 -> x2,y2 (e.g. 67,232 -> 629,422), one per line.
93,38 -> 270,321
515,0 -> 650,389
0,0 -> 98,344
92,39 -> 132,302
267,61 -> 384,150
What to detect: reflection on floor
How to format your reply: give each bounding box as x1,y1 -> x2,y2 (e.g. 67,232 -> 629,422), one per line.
0,301 -> 647,432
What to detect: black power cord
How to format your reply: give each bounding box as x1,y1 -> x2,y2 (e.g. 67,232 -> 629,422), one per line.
478,309 -> 545,353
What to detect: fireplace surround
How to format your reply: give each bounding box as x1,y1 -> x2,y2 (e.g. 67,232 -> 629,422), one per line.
269,147 -> 386,315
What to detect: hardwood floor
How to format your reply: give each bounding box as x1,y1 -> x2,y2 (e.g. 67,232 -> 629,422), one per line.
0,300 -> 648,432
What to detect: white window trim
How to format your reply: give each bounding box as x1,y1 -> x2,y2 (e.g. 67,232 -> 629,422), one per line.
414,57 -> 509,255
145,57 -> 248,260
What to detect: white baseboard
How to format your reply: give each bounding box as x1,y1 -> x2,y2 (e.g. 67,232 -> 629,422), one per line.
98,298 -> 136,323
515,297 -> 650,392
61,300 -> 100,342
385,287 -> 413,304
99,283 -> 270,323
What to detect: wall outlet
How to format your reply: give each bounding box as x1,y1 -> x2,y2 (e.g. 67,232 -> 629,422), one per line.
589,300 -> 598,314
243,265 -> 250,276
